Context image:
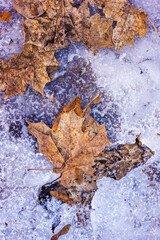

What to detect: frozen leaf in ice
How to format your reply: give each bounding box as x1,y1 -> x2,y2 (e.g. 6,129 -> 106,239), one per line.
0,11 -> 11,21
28,96 -> 111,189
29,97 -> 152,205
142,164 -> 160,183
51,224 -> 71,240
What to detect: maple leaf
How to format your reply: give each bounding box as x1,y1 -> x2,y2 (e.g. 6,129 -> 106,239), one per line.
28,96 -> 111,189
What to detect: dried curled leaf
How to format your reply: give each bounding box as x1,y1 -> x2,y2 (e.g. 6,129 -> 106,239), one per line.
28,96 -> 111,189
93,139 -> 147,180
0,11 -> 11,21
51,224 -> 71,240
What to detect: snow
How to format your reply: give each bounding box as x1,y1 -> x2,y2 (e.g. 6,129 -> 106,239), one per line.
0,0 -> 160,240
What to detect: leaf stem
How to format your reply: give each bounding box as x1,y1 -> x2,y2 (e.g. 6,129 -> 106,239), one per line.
146,15 -> 159,33
43,175 -> 61,186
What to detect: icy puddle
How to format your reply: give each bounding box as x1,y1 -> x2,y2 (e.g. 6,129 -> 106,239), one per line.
0,0 -> 160,239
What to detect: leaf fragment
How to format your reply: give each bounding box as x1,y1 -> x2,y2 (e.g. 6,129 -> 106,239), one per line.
0,11 -> 11,21
51,224 -> 71,240
0,43 -> 59,98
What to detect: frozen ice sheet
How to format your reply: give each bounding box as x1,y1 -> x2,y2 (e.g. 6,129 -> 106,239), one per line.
0,0 -> 160,239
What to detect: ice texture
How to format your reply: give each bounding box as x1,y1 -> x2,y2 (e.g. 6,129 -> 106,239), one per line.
0,0 -> 24,61
91,164 -> 160,240
0,0 -> 160,240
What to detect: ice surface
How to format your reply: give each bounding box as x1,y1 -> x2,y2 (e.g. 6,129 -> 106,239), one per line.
91,164 -> 160,240
0,0 -> 24,61
0,0 -> 160,240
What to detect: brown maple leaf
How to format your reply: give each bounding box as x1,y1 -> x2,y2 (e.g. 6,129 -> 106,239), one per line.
28,96 -> 111,189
